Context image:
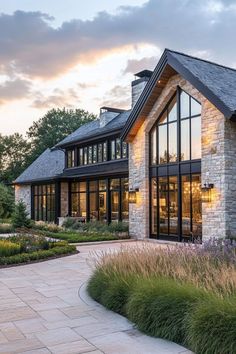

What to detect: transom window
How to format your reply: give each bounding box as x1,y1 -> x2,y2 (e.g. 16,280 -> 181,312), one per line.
150,89 -> 201,165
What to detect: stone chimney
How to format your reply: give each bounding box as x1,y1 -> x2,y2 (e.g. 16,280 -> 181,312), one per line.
131,70 -> 153,108
99,107 -> 125,127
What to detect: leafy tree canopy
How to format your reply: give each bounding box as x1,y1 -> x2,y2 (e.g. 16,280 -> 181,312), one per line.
0,133 -> 31,183
0,183 -> 14,218
27,108 -> 97,163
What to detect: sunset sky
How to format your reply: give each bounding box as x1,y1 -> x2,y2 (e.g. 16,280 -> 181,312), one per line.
0,0 -> 235,135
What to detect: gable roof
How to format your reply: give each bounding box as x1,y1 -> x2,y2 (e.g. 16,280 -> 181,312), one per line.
56,109 -> 131,148
14,148 -> 64,184
122,49 -> 236,141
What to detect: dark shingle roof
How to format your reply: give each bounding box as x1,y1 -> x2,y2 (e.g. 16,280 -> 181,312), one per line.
169,50 -> 236,114
15,148 -> 64,184
56,110 -> 131,147
122,48 -> 236,140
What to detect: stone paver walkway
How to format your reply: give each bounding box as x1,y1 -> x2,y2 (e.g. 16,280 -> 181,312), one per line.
0,241 -> 192,354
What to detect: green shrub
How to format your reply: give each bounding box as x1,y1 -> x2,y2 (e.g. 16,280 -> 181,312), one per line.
186,297 -> 236,354
0,224 -> 14,234
88,269 -> 134,315
108,222 -> 129,233
126,278 -> 206,345
62,218 -> 76,229
42,231 -> 119,243
12,201 -> 31,229
0,244 -> 76,266
0,240 -> 21,257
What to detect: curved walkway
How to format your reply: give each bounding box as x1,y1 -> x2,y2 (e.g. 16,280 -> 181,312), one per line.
0,241 -> 192,354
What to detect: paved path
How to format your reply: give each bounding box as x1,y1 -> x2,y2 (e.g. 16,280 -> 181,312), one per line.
0,241 -> 192,354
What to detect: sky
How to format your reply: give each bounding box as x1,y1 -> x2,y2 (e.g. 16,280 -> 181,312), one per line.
0,0 -> 236,135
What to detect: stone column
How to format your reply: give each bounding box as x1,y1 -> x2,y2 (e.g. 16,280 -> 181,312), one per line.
15,185 -> 31,216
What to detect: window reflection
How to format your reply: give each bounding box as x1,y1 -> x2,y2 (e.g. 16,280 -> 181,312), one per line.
191,116 -> 201,160
158,125 -> 167,164
168,122 -> 177,162
181,119 -> 190,161
151,129 -> 157,165
169,177 -> 178,234
151,178 -> 157,234
180,91 -> 190,118
159,177 -> 168,234
191,97 -> 201,116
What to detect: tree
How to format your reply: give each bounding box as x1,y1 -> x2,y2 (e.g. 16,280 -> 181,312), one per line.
0,133 -> 31,183
27,108 -> 97,164
12,201 -> 31,229
0,183 -> 14,218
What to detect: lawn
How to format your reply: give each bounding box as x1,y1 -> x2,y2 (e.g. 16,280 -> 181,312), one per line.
0,234 -> 76,266
88,239 -> 236,354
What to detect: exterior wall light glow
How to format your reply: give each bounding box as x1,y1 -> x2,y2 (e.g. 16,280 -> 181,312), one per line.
128,188 -> 139,203
201,183 -> 214,203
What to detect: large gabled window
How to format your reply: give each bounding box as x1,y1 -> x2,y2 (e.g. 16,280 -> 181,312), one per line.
150,89 -> 201,165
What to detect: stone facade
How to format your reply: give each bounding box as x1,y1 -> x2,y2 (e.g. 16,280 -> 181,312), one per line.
60,182 -> 69,217
129,73 -> 236,240
15,185 -> 31,216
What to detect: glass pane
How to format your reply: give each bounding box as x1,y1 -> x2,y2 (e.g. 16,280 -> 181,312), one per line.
88,146 -> 92,164
103,142 -> 107,161
116,138 -> 121,159
110,179 -> 120,190
151,178 -> 157,234
122,142 -> 128,158
71,193 -> 79,217
99,192 -> 107,222
34,196 -> 38,220
51,184 -> 55,194
158,125 -> 167,164
42,195 -> 46,221
71,182 -> 79,192
89,181 -> 97,192
121,189 -> 129,221
191,97 -> 201,116
79,148 -> 83,165
111,140 -> 116,160
168,122 -> 177,162
84,147 -> 88,165
79,182 -> 86,192
121,178 -> 129,191
159,110 -> 167,124
99,180 -> 106,191
151,128 -> 157,165
192,174 -> 202,238
98,143 -> 103,162
182,175 -> 191,236
169,176 -> 178,234
181,119 -> 190,161
93,145 -> 97,164
111,191 -> 119,221
168,96 -> 177,122
159,177 -> 168,234
191,116 -> 201,160
89,193 -> 98,221
38,196 -> 42,220
180,91 -> 190,119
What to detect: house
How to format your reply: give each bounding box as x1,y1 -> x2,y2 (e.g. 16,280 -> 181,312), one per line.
15,49 -> 236,241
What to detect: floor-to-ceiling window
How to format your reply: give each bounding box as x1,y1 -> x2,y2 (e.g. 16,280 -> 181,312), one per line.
69,177 -> 128,223
33,184 -> 56,222
150,88 -> 202,241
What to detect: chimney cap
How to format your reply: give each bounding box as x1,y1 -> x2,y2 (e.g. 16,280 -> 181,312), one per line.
100,106 -> 126,114
134,69 -> 153,79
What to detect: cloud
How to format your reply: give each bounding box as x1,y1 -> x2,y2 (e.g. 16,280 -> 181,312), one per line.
0,78 -> 32,104
124,56 -> 157,74
0,2 -> 236,80
32,88 -> 80,109
101,85 -> 131,109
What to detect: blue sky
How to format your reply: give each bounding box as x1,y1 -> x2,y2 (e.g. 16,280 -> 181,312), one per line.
0,0 -> 235,135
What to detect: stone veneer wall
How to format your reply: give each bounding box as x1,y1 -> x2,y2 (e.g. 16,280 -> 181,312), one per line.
129,73 -> 236,240
60,182 -> 69,217
15,185 -> 31,216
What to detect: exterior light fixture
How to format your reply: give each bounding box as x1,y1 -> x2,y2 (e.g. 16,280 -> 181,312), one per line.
128,188 -> 139,203
201,183 -> 214,203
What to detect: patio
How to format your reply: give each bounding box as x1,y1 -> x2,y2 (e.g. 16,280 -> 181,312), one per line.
0,241 -> 191,354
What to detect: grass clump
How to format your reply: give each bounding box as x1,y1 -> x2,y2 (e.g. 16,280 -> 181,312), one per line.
0,240 -> 21,257
186,297 -> 236,354
87,241 -> 236,352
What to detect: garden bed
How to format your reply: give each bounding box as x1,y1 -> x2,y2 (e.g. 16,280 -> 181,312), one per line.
0,235 -> 77,267
88,239 -> 236,354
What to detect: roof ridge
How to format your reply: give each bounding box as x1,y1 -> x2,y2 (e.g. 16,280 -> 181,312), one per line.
166,48 -> 236,73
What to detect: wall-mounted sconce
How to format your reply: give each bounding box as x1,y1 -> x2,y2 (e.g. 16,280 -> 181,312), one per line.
128,188 -> 139,203
201,183 -> 214,203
